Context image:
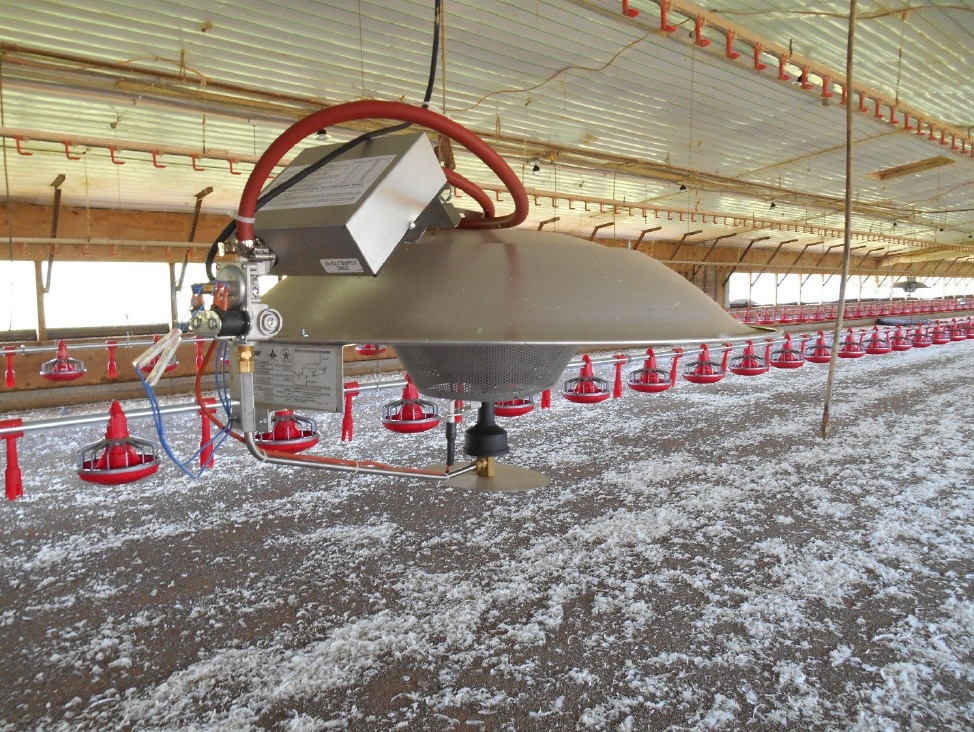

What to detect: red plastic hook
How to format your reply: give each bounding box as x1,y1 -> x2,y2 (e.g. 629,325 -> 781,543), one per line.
725,29 -> 741,59
341,382 -> 359,442
613,354 -> 626,398
840,84 -> 848,105
929,125 -> 938,141
109,146 -> 125,165
13,136 -> 32,156
873,98 -> 884,120
857,90 -> 868,113
151,150 -> 166,169
191,155 -> 206,172
915,118 -> 925,136
821,74 -> 834,98
950,134 -> 959,151
63,141 -> 82,160
621,0 -> 639,17
3,346 -> 15,388
902,112 -> 914,131
693,17 -> 710,46
753,43 -> 768,71
2,418 -> 24,501
799,65 -> 814,90
939,129 -> 949,146
659,0 -> 676,32
106,340 -> 118,379
228,158 -> 242,175
777,55 -> 790,81
888,107 -> 898,125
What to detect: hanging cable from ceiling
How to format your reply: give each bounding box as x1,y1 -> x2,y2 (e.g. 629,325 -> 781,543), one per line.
820,0 -> 858,441
439,0 -> 448,114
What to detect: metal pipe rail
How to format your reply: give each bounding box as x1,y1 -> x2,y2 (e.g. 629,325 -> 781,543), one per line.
5,335 -> 202,356
0,399 -> 239,438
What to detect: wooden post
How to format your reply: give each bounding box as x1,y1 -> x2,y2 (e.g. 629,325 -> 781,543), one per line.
33,260 -> 47,340
168,262 -> 178,328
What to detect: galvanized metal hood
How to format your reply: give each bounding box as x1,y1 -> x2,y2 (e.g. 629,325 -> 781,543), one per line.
263,228 -> 768,346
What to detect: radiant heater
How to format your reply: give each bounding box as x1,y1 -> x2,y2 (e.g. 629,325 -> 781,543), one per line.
189,101 -> 769,490
892,277 -> 928,294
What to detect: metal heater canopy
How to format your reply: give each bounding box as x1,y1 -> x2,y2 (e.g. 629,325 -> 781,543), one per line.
262,228 -> 769,346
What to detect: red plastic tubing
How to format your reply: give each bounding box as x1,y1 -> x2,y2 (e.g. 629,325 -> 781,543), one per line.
235,100 -> 526,242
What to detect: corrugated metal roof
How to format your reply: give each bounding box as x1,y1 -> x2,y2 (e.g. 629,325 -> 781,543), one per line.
0,0 -> 970,263
701,0 -> 974,129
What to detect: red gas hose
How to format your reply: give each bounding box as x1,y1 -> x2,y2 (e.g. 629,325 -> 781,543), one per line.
445,168 -> 495,219
235,100 -> 526,242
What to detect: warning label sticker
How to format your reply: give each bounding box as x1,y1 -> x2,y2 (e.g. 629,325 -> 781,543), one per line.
251,343 -> 343,413
259,154 -> 395,210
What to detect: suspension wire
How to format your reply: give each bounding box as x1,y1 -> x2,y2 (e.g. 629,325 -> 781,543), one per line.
1,54 -> 16,331
820,0 -> 858,440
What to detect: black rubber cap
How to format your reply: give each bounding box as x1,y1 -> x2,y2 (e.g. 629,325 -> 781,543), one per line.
463,402 -> 509,458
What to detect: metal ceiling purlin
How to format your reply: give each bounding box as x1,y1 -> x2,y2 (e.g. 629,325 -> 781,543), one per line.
699,0 -> 974,131
601,0 -> 974,154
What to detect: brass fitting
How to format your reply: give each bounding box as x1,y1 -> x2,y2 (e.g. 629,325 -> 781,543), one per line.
237,345 -> 255,374
475,456 -> 496,478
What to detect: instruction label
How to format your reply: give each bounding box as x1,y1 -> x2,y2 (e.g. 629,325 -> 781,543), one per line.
320,258 -> 365,274
259,155 -> 395,210
251,342 -> 343,413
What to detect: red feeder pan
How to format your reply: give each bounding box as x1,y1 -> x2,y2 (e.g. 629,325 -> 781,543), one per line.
77,400 -> 160,485
949,319 -> 967,342
912,325 -> 933,348
864,326 -> 892,355
254,409 -> 320,453
804,331 -> 832,364
40,340 -> 87,381
563,354 -> 610,403
890,326 -> 912,352
683,343 -> 729,384
355,343 -> 387,356
965,317 -> 974,340
837,329 -> 866,358
770,333 -> 808,369
629,347 -> 684,392
382,376 -> 440,433
139,334 -> 179,374
495,397 -> 535,417
930,321 -> 950,345
729,341 -> 770,377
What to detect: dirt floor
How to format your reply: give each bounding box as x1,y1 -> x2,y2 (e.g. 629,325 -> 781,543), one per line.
1,338 -> 973,731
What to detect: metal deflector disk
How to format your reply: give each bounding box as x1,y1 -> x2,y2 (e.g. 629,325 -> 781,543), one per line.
427,463 -> 550,492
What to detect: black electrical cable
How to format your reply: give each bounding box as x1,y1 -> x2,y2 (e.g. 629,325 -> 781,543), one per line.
206,0 -> 442,281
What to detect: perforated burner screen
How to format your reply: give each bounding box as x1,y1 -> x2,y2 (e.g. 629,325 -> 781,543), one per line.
396,344 -> 577,401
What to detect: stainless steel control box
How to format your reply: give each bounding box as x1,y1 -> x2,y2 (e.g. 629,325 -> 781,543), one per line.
254,132 -> 456,276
